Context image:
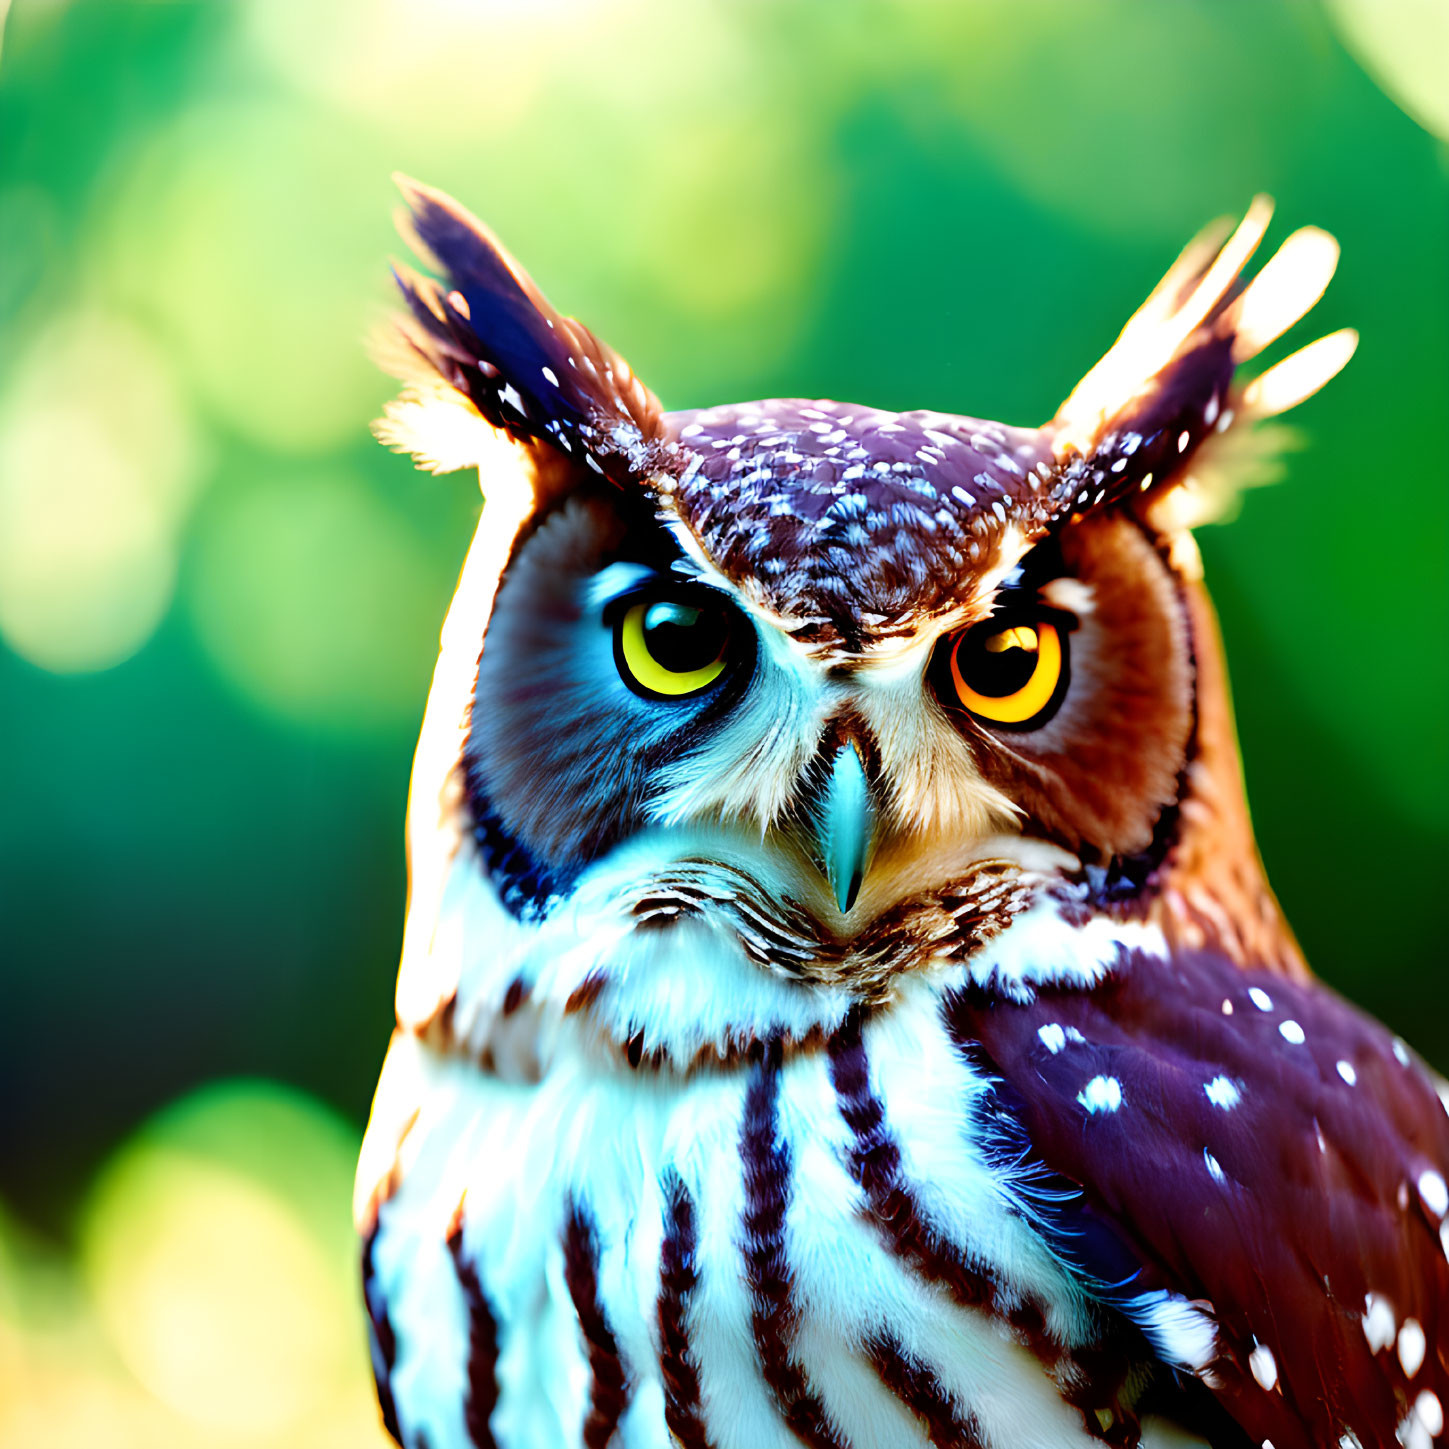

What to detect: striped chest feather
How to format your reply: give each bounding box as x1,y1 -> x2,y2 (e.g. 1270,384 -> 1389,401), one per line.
361,967 -> 1207,1449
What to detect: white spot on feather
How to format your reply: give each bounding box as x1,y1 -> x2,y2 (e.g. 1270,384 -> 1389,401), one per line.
1037,1023 -> 1067,1055
1401,1409 -> 1434,1449
1398,1318 -> 1427,1378
1418,1170 -> 1448,1218
1078,1075 -> 1122,1114
1363,1292 -> 1396,1354
1248,987 -> 1273,1012
1249,1341 -> 1278,1392
1121,1290 -> 1218,1374
1203,1150 -> 1225,1183
1204,1076 -> 1242,1110
1337,1060 -> 1357,1085
1415,1390 -> 1443,1437
1279,1019 -> 1306,1045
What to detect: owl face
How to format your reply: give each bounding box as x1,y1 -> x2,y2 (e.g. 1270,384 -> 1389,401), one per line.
467,430 -> 1193,948
378,181 -> 1353,1068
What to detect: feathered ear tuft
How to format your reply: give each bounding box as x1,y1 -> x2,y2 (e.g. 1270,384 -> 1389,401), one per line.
1042,197 -> 1356,527
375,175 -> 675,489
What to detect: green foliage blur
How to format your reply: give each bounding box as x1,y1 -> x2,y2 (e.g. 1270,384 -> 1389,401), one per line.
0,1 -> 1445,1443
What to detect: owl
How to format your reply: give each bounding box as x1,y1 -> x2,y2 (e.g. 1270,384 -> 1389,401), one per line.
355,179 -> 1449,1449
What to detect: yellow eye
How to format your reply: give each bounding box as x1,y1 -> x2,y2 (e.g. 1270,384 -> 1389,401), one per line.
948,617 -> 1067,728
616,595 -> 732,698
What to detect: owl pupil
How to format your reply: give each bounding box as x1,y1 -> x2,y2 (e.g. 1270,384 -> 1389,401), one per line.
958,624 -> 1040,698
642,599 -> 727,673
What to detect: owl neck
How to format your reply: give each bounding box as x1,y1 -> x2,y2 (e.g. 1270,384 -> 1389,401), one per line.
1145,575 -> 1305,979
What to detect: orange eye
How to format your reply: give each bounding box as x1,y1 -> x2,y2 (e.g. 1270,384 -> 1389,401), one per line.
948,618 -> 1067,728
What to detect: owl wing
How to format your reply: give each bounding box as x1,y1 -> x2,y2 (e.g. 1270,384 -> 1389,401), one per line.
945,949 -> 1449,1449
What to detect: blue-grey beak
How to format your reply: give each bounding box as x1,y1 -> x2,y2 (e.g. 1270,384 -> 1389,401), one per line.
816,741 -> 877,914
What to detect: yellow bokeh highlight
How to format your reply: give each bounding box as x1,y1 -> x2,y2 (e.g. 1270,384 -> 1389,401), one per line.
83,1151 -> 347,1434
0,309 -> 202,673
243,0 -> 550,138
240,0 -> 824,388
0,1081 -> 394,1449
99,100 -> 389,456
1327,0 -> 1449,141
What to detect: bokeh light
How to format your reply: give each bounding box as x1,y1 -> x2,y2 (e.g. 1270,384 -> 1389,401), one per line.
0,308 -> 201,671
0,1081 -> 392,1449
99,99 -> 390,456
1327,0 -> 1449,141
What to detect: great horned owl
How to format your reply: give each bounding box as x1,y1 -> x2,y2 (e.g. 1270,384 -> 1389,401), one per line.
355,180 -> 1447,1449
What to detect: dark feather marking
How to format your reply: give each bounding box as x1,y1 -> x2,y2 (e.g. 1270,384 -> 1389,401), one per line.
446,1220 -> 500,1449
658,1172 -> 714,1449
563,1200 -> 633,1449
361,1225 -> 404,1445
466,778 -> 571,921
566,969 -> 609,1015
827,1007 -> 1137,1440
741,1039 -> 851,1449
500,976 -> 527,1017
865,1334 -> 988,1448
827,1011 -> 1051,1344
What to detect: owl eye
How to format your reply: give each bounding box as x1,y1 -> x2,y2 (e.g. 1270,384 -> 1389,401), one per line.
947,616 -> 1068,729
615,593 -> 734,698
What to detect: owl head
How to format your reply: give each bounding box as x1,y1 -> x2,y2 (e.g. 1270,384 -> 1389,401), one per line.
375,180 -> 1355,1074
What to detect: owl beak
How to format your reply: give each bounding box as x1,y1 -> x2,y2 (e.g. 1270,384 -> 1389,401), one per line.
817,741 -> 878,915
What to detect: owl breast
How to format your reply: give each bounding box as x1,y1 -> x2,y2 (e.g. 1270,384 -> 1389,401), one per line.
362,952 -> 1166,1449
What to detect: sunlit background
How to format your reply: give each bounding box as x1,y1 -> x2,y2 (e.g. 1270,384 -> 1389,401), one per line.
0,1 -> 1445,1444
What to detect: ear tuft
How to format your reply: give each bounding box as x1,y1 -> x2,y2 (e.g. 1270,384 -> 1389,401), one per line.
1042,198 -> 1354,527
372,378 -> 529,480
377,176 -> 674,488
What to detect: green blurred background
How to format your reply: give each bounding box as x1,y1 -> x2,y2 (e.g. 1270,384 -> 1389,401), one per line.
0,0 -> 1445,1443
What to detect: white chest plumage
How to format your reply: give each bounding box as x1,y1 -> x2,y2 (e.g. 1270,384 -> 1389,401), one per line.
359,881 -> 1209,1449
